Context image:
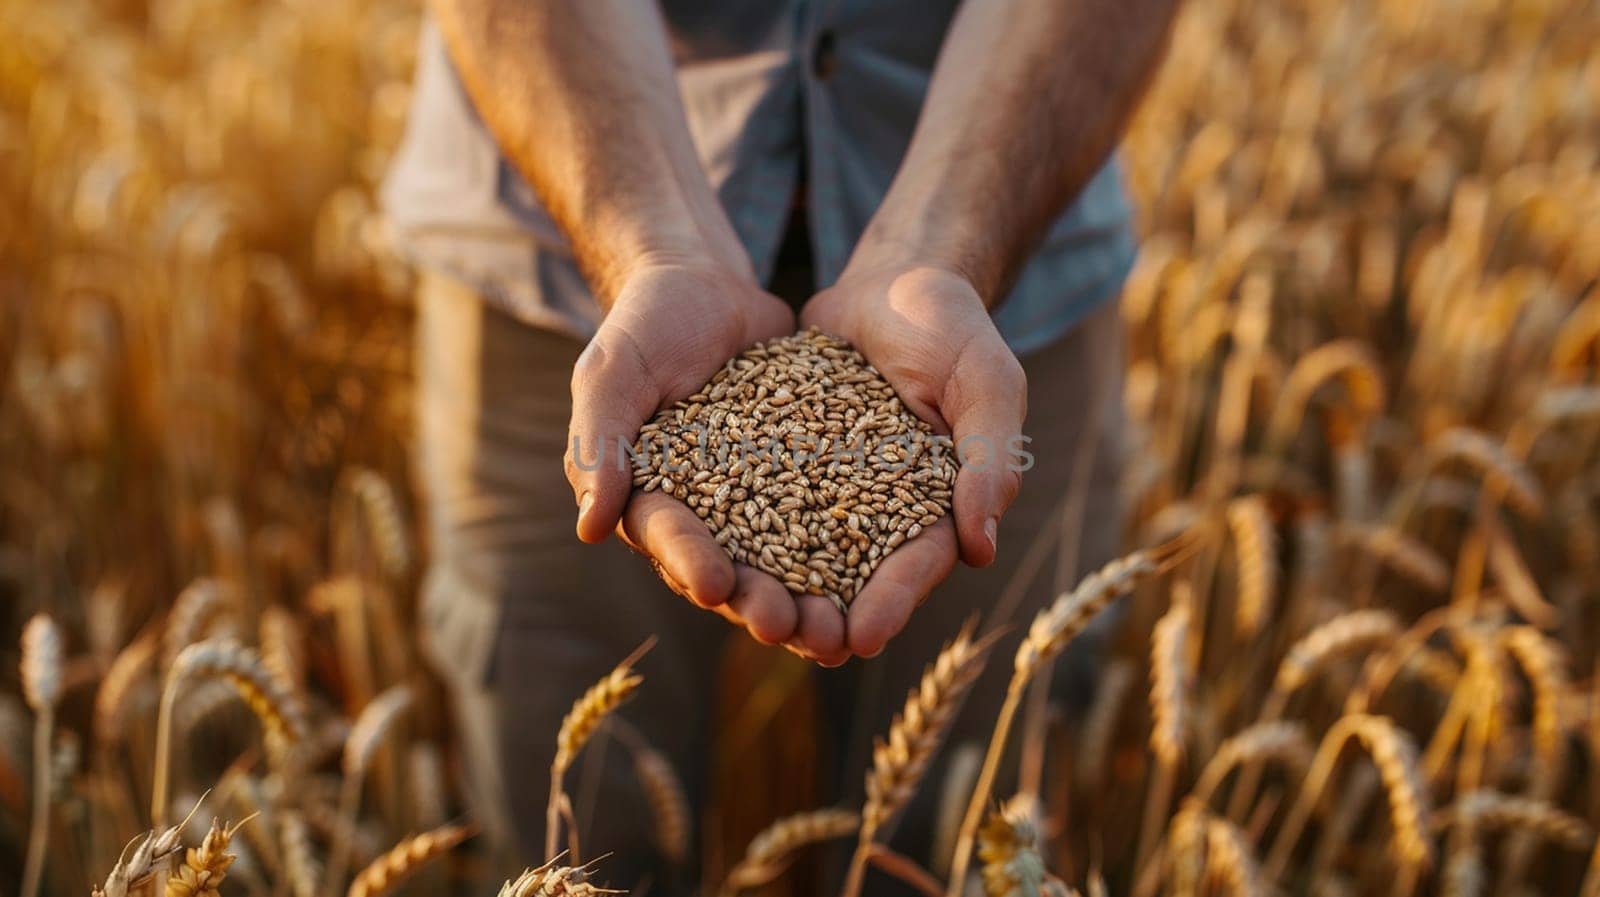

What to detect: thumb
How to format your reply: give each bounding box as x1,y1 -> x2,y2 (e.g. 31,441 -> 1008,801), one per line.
944,341 -> 1028,567
566,331 -> 659,543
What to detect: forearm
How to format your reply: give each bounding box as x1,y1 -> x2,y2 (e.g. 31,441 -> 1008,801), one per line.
850,0 -> 1178,303
430,0 -> 750,305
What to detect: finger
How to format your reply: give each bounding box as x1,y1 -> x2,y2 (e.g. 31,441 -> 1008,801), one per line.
845,518 -> 958,658
620,492 -> 736,608
566,331 -> 659,543
727,565 -> 799,645
788,594 -> 850,667
943,343 -> 1027,567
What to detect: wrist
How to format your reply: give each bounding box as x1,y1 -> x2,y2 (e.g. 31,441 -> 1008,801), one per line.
843,217 -> 999,306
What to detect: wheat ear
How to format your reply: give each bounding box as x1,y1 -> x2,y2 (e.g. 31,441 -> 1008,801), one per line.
547,642 -> 651,861
1431,791 -> 1593,851
499,857 -> 624,896
1337,524 -> 1450,592
1191,721 -> 1312,807
346,824 -> 473,897
1203,812 -> 1265,897
345,469 -> 412,580
163,579 -> 233,670
94,800 -> 202,897
947,540 -> 1186,896
842,621 -> 996,897
1137,590 -> 1193,872
978,805 -> 1052,897
20,614 -> 62,897
1228,610 -> 1400,819
631,746 -> 690,866
280,811 -> 322,897
95,632 -> 159,743
324,684 -> 415,897
166,816 -> 251,897
719,808 -> 859,896
1265,714 -> 1432,881
1226,496 -> 1278,636
152,639 -> 306,825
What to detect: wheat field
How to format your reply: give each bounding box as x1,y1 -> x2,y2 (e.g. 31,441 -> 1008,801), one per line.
2,0 -> 1598,894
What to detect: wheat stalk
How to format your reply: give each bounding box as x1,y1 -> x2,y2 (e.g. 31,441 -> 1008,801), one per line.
1136,590 -> 1193,873
325,684 -> 415,897
843,620 -> 996,897
1226,496 -> 1278,637
345,824 -> 473,897
631,746 -> 690,866
280,812 -> 322,897
20,613 -> 62,897
1265,714 -> 1432,881
948,540 -> 1187,896
1191,721 -> 1312,807
95,632 -> 159,743
152,639 -> 307,825
547,643 -> 650,860
163,580 -> 233,670
720,808 -> 859,896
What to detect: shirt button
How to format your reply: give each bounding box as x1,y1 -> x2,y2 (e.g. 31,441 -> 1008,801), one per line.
812,30 -> 838,79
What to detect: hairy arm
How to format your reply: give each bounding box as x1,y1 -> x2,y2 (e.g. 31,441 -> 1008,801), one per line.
851,0 -> 1178,301
430,0 -> 750,302
802,0 -> 1177,657
432,0 -> 804,651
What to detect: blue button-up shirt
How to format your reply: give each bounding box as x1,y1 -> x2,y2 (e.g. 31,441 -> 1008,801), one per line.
381,2 -> 1138,356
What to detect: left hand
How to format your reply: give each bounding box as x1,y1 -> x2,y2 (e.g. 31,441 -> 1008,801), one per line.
799,263 -> 1028,660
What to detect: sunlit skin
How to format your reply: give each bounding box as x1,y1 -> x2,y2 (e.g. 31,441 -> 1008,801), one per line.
432,0 -> 1178,664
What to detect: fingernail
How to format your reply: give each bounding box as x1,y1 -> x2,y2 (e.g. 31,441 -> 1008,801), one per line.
577,491 -> 593,524
984,517 -> 999,553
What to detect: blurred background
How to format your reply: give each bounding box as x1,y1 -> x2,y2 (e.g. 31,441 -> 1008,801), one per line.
2,0 -> 1598,894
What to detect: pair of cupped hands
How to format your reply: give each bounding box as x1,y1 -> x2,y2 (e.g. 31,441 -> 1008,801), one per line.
564,254 -> 1028,666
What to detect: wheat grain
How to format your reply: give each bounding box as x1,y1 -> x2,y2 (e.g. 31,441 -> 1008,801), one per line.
632,328 -> 958,610
345,824 -> 472,897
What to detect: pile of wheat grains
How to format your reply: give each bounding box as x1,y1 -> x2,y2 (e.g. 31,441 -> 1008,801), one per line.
632,328 -> 958,611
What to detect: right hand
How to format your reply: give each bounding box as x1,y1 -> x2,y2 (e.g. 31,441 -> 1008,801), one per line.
565,257 -> 848,661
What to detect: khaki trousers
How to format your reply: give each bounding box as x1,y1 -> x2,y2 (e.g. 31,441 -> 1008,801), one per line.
414,271 -> 1125,891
